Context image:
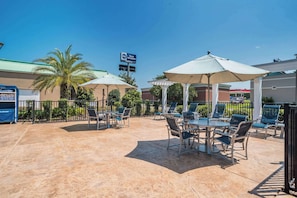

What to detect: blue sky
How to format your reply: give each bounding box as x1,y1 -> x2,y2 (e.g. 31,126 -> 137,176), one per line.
1,0 -> 297,90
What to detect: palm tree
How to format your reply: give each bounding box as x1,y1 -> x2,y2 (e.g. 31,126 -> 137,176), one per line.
33,45 -> 95,99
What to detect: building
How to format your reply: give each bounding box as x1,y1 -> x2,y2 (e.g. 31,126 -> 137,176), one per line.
251,57 -> 297,104
0,59 -> 126,102
192,84 -> 230,103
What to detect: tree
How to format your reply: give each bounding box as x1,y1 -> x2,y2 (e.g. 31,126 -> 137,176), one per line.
121,89 -> 142,108
119,72 -> 137,87
107,89 -> 120,106
32,45 -> 95,99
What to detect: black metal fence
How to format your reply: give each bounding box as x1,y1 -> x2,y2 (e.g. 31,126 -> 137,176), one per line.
284,104 -> 297,194
17,99 -> 283,124
17,99 -> 154,123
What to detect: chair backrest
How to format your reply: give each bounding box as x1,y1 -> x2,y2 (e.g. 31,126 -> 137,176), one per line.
235,121 -> 253,140
167,102 -> 178,113
188,103 -> 199,113
166,116 -> 180,136
230,114 -> 248,127
212,104 -> 226,118
261,105 -> 280,124
87,109 -> 97,118
123,108 -> 131,118
118,106 -> 126,114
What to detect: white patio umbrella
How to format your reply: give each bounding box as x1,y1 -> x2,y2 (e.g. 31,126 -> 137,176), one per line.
164,53 -> 269,118
79,73 -> 135,108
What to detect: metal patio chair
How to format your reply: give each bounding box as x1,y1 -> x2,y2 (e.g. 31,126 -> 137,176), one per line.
214,121 -> 253,164
165,115 -> 199,156
87,108 -> 106,130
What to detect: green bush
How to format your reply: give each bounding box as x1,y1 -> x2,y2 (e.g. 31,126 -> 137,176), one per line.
144,100 -> 151,115
176,105 -> 183,114
42,100 -> 52,121
198,105 -> 209,117
35,110 -> 45,120
136,101 -> 142,116
121,89 -> 142,116
153,101 -> 160,113
262,96 -> 274,104
58,99 -> 68,120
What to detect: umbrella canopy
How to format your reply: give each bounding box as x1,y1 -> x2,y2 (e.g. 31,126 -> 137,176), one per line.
164,53 -> 269,118
79,73 -> 135,108
80,73 -> 135,90
164,54 -> 269,84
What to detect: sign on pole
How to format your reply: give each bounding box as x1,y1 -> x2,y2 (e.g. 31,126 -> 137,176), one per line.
120,52 -> 136,64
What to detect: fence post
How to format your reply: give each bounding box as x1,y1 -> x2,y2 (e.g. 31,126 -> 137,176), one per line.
32,100 -> 35,124
96,100 -> 99,112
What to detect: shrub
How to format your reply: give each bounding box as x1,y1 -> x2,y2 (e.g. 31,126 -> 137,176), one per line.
42,100 -> 52,121
144,100 -> 151,115
153,101 -> 160,113
262,96 -> 274,104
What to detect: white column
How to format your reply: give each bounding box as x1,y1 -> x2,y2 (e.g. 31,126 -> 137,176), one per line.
253,77 -> 262,120
212,84 -> 219,114
162,86 -> 169,114
182,83 -> 190,112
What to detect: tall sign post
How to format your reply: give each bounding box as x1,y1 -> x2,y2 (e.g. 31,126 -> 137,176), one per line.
120,52 -> 136,77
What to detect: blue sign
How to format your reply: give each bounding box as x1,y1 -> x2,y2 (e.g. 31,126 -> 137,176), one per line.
120,52 -> 136,64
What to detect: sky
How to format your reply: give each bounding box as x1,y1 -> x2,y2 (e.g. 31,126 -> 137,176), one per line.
1,0 -> 297,90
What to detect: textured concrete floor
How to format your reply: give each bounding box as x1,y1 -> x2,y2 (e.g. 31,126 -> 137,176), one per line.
0,117 -> 293,197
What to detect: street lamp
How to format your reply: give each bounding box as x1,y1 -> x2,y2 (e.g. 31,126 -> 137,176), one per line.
0,42 -> 4,50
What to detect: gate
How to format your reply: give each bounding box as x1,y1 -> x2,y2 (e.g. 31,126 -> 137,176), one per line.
284,104 -> 297,194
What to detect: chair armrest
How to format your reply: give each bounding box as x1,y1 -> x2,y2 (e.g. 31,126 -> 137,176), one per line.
213,129 -> 231,136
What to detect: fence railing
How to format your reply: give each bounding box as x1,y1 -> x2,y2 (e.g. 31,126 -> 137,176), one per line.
18,99 -> 153,123
17,99 -> 283,124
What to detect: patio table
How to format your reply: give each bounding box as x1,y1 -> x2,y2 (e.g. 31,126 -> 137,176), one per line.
104,111 -> 118,128
188,119 -> 230,154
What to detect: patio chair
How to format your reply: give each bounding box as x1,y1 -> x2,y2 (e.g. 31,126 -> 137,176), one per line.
252,104 -> 282,139
213,114 -> 248,139
214,121 -> 253,164
154,102 -> 178,119
115,108 -> 131,127
87,108 -> 106,130
229,114 -> 248,129
165,115 -> 199,156
107,106 -> 125,127
182,103 -> 199,121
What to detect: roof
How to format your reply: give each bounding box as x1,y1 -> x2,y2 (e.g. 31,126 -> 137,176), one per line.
0,59 -> 47,74
253,58 -> 297,72
0,58 -> 117,78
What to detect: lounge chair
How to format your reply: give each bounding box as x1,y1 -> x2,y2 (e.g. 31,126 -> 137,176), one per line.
154,102 -> 178,119
214,121 -> 253,164
252,104 -> 282,139
182,103 -> 199,121
212,103 -> 226,118
165,114 -> 199,156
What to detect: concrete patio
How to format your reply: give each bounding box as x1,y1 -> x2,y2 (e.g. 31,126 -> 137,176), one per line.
0,117 -> 293,197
